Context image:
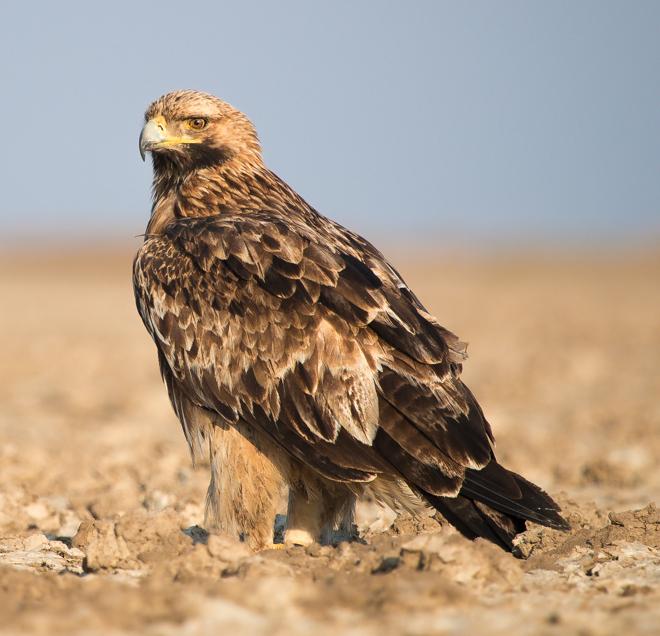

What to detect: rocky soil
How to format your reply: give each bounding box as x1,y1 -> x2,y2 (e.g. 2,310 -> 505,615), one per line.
0,246 -> 658,635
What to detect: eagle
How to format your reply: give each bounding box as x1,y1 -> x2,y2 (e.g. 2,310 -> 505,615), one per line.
134,90 -> 568,551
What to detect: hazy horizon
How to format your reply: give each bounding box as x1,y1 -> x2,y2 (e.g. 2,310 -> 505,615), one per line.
1,1 -> 658,248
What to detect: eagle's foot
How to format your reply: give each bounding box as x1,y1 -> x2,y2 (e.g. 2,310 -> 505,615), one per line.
283,528 -> 316,547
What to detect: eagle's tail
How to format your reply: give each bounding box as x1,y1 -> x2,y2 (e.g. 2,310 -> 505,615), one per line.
424,460 -> 569,551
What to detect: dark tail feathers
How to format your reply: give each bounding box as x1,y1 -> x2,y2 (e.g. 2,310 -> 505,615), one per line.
424,460 -> 569,551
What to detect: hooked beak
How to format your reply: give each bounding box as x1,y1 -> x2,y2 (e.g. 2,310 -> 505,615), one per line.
139,115 -> 203,161
139,116 -> 167,161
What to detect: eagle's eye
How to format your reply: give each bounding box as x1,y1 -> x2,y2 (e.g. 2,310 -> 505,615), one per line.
187,118 -> 208,131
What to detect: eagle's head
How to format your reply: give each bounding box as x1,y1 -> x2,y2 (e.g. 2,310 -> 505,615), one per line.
139,90 -> 262,172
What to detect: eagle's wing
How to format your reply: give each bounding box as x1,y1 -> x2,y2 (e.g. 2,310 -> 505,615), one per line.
133,213 -> 496,500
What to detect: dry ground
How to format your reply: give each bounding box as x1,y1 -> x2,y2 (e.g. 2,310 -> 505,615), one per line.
0,245 -> 658,635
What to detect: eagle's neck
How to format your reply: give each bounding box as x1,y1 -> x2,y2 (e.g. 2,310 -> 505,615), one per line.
146,160 -> 313,237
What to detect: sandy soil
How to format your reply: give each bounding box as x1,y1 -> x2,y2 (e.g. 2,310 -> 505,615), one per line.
0,246 -> 658,635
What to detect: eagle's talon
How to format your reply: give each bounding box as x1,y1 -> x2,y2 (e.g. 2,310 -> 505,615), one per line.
261,543 -> 287,551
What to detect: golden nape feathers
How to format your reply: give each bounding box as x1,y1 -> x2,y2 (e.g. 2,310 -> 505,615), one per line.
133,90 -> 568,551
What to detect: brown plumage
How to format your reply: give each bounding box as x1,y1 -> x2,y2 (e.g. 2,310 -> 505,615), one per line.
134,90 -> 568,551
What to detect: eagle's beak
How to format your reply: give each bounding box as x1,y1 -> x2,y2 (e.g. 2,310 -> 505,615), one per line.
139,116 -> 168,161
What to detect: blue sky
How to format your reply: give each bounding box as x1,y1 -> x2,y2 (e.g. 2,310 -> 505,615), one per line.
1,1 -> 658,247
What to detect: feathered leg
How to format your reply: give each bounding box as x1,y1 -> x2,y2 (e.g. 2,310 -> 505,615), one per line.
284,487 -> 323,547
285,470 -> 356,546
205,422 -> 288,550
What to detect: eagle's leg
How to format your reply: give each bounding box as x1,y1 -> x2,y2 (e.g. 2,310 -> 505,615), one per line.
205,423 -> 287,551
285,474 -> 357,546
284,487 -> 323,547
326,489 -> 357,544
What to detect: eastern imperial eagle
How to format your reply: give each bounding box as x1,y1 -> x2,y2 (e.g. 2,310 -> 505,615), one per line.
134,90 -> 568,551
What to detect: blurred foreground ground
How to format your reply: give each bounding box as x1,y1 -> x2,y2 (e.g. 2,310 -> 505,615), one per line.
0,246 -> 658,635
